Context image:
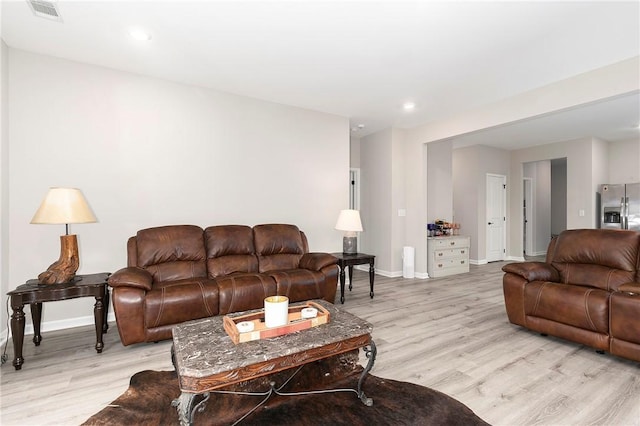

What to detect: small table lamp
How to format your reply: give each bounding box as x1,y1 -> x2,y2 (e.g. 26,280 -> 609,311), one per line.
31,187 -> 97,284
335,209 -> 363,254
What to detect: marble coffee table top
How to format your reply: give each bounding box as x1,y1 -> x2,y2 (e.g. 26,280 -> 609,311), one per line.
172,299 -> 373,381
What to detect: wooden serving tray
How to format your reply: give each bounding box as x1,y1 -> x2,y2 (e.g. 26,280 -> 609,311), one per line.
223,301 -> 330,344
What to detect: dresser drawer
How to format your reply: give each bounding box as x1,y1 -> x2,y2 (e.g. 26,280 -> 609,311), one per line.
429,236 -> 470,249
432,257 -> 468,270
433,247 -> 468,260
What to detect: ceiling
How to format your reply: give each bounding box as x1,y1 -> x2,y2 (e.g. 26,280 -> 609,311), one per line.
2,0 -> 639,149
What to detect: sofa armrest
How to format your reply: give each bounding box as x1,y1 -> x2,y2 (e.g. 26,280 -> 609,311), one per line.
299,253 -> 339,271
108,267 -> 153,291
502,261 -> 559,282
618,282 -> 640,295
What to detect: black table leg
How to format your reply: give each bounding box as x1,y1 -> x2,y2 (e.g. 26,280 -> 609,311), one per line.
339,265 -> 346,304
10,302 -> 25,370
93,296 -> 104,353
30,303 -> 42,346
348,266 -> 354,291
102,287 -> 110,333
369,261 -> 375,299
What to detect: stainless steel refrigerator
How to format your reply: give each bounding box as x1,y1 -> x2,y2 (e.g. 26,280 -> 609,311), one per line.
598,183 -> 640,231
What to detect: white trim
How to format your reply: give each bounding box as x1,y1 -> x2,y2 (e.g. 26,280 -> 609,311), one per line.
507,256 -> 526,262
470,259 -> 488,265
353,265 -> 429,279
0,312 -> 116,345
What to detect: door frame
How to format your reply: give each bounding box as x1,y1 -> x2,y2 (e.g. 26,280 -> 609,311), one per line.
523,177 -> 534,256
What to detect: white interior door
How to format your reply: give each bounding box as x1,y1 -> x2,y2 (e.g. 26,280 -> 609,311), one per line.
486,174 -> 506,262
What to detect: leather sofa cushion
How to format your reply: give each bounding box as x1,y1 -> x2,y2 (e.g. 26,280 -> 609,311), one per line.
254,224 -> 304,272
144,278 -> 219,328
217,273 -> 277,315
205,225 -> 258,278
136,225 -> 207,282
551,229 -> 640,291
524,281 -> 609,334
610,292 -> 640,345
268,269 -> 327,302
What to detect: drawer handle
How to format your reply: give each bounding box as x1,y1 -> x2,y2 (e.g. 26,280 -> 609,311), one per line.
450,242 -> 455,246
460,260 -> 465,264
438,264 -> 443,268
438,252 -> 443,256
461,250 -> 465,254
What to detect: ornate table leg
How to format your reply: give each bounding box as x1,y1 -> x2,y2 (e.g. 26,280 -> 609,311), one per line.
30,303 -> 43,346
348,265 -> 354,291
10,301 -> 26,370
339,263 -> 346,304
368,261 -> 375,299
93,296 -> 104,353
102,286 -> 110,333
357,340 -> 377,406
172,392 -> 210,426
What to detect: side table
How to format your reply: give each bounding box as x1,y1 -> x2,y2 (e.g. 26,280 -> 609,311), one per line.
331,253 -> 375,304
7,272 -> 111,370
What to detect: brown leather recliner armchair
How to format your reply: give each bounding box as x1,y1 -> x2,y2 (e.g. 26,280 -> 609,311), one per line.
502,228 -> 640,362
108,224 -> 338,345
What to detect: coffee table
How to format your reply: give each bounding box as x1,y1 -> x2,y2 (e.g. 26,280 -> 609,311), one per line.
171,299 -> 376,426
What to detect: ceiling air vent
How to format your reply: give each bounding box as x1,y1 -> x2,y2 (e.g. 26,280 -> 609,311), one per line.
26,0 -> 63,22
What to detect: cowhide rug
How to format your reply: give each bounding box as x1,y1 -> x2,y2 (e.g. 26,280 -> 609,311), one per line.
83,352 -> 489,426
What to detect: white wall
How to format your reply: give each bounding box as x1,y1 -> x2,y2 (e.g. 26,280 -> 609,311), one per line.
427,140 -> 453,223
350,135 -> 361,169
453,145 -> 510,262
524,161 -> 551,254
360,129 -> 393,273
550,159 -> 567,236
1,39 -> 9,342
608,138 -> 640,183
6,49 -> 349,331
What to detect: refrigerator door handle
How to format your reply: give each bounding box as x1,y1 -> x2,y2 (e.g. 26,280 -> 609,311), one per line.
620,197 -> 626,229
625,197 -> 630,230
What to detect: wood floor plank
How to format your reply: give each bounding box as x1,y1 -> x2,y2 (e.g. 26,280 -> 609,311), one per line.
1,261 -> 638,425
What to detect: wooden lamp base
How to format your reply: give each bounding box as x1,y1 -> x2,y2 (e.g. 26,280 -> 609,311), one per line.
38,234 -> 80,284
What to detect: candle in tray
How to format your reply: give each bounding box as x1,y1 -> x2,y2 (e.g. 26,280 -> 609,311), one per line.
264,295 -> 289,327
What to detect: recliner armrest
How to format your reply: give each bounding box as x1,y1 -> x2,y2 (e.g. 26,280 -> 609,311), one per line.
299,253 -> 338,271
502,261 -> 559,282
618,282 -> 640,295
108,267 -> 153,291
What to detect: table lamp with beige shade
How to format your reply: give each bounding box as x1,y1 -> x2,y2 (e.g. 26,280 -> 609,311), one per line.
31,187 -> 97,284
335,209 -> 363,254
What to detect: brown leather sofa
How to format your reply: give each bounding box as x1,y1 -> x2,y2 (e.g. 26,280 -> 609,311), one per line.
502,228 -> 640,362
108,224 -> 338,345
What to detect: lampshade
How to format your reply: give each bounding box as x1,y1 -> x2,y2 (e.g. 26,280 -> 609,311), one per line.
31,187 -> 97,225
335,209 -> 363,232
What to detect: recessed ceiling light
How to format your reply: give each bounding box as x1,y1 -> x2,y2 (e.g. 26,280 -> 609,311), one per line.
403,102 -> 416,112
129,28 -> 152,41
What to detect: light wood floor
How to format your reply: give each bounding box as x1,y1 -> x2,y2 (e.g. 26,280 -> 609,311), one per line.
1,261 -> 639,425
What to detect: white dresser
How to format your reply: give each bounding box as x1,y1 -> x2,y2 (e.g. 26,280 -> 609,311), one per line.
427,235 -> 470,278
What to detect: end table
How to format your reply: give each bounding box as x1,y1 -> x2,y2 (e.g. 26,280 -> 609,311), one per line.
331,253 -> 375,304
7,272 -> 111,370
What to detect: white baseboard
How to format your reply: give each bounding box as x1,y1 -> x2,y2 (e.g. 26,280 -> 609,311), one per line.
470,259 -> 488,265
0,312 -> 117,347
507,256 -> 526,262
352,265 -> 428,279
